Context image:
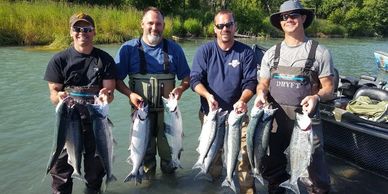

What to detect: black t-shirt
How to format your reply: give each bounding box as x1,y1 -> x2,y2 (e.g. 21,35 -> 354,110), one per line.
44,46 -> 116,88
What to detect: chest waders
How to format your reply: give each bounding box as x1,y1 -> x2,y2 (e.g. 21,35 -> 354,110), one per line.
262,40 -> 331,193
269,40 -> 320,120
128,38 -> 176,112
128,38 -> 177,174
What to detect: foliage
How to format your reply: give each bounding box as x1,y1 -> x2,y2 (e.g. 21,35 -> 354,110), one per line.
183,18 -> 202,37
0,0 -> 387,47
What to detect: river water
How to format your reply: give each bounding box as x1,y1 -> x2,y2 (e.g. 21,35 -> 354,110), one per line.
1,38 -> 387,194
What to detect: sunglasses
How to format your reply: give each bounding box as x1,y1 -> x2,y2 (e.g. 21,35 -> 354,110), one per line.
280,12 -> 301,21
72,26 -> 94,33
215,21 -> 234,30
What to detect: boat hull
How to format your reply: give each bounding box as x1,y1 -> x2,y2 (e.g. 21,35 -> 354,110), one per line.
320,102 -> 388,178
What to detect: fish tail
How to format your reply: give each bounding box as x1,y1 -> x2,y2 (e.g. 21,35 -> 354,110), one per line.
106,174 -> 117,183
123,172 -> 137,183
194,172 -> 213,182
251,169 -> 265,186
71,172 -> 87,183
192,160 -> 203,170
279,180 -> 300,194
221,178 -> 237,193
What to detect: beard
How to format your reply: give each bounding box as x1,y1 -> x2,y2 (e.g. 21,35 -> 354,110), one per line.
146,34 -> 161,46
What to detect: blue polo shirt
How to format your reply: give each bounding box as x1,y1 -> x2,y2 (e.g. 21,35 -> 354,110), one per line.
190,40 -> 258,113
115,38 -> 190,80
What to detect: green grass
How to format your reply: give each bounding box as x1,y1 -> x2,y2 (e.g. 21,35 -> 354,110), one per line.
0,1 -> 174,48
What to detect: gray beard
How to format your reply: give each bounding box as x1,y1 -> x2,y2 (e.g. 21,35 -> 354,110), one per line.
147,34 -> 161,46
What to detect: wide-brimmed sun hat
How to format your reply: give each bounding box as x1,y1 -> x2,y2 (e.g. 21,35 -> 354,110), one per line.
270,0 -> 314,31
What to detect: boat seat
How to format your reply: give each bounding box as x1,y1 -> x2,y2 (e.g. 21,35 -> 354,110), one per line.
353,87 -> 388,101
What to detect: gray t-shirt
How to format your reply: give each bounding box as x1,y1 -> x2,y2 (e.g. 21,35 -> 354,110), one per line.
260,39 -> 334,79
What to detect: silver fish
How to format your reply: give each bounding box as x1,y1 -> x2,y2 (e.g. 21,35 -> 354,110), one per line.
46,100 -> 68,174
195,110 -> 228,181
193,108 -> 218,171
280,111 -> 314,194
87,100 -> 117,186
222,110 -> 245,193
162,93 -> 183,169
64,104 -> 85,182
247,105 -> 277,185
124,103 -> 150,184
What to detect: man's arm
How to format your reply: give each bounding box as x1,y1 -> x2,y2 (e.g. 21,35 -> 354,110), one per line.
234,89 -> 254,113
47,82 -> 65,106
100,79 -> 116,104
254,78 -> 270,107
300,76 -> 334,113
116,79 -> 143,109
193,83 -> 218,111
172,76 -> 190,100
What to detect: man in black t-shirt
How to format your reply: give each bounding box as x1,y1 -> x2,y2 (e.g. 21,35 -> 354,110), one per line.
44,13 -> 115,194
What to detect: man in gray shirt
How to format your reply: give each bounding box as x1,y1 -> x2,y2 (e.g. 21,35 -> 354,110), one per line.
254,1 -> 334,193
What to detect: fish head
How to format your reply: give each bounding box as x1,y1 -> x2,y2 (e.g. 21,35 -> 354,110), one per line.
137,103 -> 149,120
296,112 -> 312,131
162,94 -> 178,112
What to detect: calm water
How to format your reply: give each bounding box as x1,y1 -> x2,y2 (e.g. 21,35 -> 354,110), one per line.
1,38 -> 387,194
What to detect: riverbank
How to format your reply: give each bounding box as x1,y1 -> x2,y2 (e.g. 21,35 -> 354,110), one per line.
0,1 -> 377,48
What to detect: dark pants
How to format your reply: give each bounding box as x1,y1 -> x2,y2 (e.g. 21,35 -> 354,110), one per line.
262,107 -> 331,194
142,110 -> 175,175
50,107 -> 105,194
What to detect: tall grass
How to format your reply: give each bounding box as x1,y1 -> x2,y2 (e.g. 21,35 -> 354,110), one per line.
0,1 -> 174,48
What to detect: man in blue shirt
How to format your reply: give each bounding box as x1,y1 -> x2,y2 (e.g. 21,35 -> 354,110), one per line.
190,9 -> 258,193
115,7 -> 190,176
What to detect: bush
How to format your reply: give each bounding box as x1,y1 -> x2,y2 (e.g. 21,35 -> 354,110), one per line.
183,18 -> 202,37
171,17 -> 186,37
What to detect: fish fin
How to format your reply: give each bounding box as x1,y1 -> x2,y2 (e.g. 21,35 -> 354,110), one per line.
221,178 -> 237,193
123,172 -> 137,183
192,161 -> 203,170
71,173 -> 87,183
194,169 -> 213,182
279,180 -> 300,194
106,174 -> 117,183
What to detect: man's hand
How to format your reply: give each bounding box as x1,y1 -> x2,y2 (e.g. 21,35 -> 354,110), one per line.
233,100 -> 247,113
300,94 -> 319,114
98,88 -> 112,104
206,94 -> 218,111
129,92 -> 144,109
254,90 -> 267,108
57,91 -> 68,103
171,87 -> 184,100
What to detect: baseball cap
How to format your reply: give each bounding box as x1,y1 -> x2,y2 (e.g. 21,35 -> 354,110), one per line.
69,12 -> 95,27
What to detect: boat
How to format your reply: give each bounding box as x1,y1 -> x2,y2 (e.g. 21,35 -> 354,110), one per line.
374,51 -> 388,72
319,71 -> 388,178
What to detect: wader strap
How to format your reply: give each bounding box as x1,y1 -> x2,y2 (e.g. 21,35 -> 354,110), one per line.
137,38 -> 170,75
304,40 -> 319,73
272,42 -> 282,71
162,39 -> 170,74
138,37 -> 147,75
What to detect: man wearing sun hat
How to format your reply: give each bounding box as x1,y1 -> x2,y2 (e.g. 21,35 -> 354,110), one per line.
254,0 -> 334,193
44,12 -> 116,194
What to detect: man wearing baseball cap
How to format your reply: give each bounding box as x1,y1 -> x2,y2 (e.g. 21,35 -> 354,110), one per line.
254,0 -> 334,193
44,12 -> 116,194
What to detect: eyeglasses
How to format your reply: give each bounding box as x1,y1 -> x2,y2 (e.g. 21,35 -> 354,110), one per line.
72,26 -> 94,33
280,12 -> 301,21
215,21 -> 234,30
